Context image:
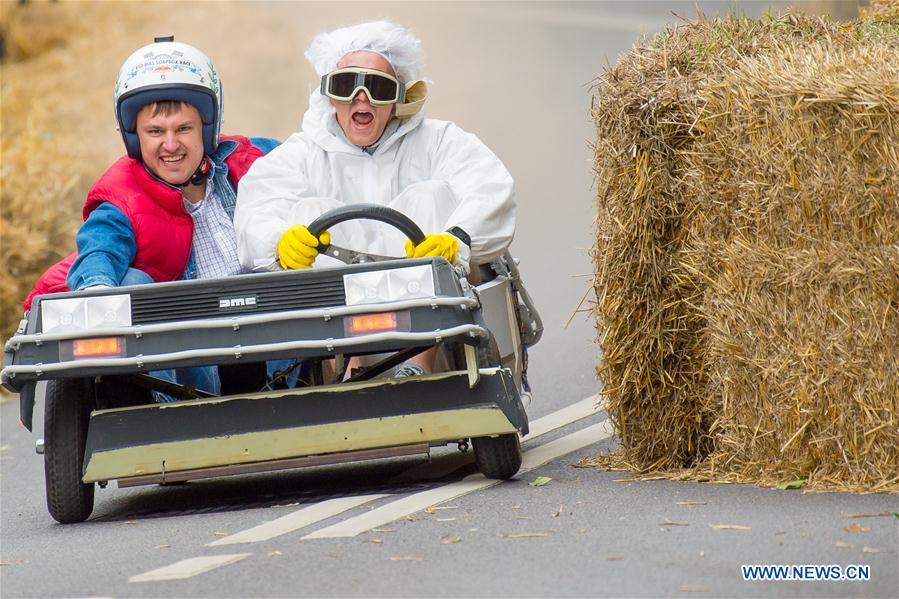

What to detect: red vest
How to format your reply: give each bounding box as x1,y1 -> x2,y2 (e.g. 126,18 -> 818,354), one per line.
24,135 -> 262,310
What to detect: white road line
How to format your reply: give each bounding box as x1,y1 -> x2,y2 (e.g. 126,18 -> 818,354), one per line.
302,418 -> 614,539
206,494 -> 388,546
390,394 -> 605,484
523,394 -> 603,440
521,418 -> 613,470
128,554 -> 251,583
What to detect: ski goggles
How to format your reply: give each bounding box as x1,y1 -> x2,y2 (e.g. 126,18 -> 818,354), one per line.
320,67 -> 406,106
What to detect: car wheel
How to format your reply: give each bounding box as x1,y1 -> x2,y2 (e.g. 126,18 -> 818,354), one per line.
44,378 -> 95,523
472,433 -> 522,479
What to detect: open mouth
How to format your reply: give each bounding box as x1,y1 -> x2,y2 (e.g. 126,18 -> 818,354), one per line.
351,111 -> 374,127
160,154 -> 186,164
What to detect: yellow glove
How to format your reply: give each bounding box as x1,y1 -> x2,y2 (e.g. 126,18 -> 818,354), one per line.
277,225 -> 331,270
404,233 -> 459,262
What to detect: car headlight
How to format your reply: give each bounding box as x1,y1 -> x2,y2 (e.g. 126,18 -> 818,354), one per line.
343,265 -> 435,306
41,294 -> 132,334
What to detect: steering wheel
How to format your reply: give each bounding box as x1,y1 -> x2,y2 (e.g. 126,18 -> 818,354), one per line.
307,204 -> 426,264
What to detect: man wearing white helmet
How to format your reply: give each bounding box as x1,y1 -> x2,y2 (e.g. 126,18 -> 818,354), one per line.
25,37 -> 280,394
235,20 -> 515,279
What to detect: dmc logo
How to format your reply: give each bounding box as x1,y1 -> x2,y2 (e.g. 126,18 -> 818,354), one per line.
218,296 -> 257,310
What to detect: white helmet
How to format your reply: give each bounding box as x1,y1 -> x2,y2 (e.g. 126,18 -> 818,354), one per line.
114,36 -> 223,159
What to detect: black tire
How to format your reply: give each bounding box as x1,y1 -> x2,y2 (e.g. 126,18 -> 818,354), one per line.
472,433 -> 522,479
44,378 -> 95,523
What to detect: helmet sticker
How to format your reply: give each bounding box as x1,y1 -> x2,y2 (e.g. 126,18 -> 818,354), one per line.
118,51 -> 211,94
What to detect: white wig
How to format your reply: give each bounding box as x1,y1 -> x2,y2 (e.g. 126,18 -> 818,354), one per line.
305,20 -> 424,83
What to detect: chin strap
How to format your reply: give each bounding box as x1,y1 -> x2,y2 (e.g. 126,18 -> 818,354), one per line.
143,157 -> 211,191
178,158 -> 211,188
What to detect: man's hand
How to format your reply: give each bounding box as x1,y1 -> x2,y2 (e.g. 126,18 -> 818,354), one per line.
277,225 -> 331,270
404,233 -> 459,262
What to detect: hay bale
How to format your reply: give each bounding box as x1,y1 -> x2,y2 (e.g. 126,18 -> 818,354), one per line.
590,12 -> 899,491
704,241 -> 898,491
860,0 -> 899,22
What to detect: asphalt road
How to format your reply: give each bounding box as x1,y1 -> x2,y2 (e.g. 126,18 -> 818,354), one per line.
1,2 -> 897,598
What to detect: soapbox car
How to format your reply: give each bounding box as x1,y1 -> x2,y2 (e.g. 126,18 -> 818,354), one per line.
2,205 -> 542,523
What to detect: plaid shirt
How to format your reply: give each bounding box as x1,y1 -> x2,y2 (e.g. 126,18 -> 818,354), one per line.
183,176 -> 245,279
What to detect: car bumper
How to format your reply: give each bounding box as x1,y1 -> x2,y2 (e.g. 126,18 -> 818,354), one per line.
82,367 -> 527,484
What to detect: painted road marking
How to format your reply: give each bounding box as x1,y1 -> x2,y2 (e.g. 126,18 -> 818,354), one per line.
521,418 -> 613,469
302,418 -> 614,539
390,394 -> 605,483
206,494 -> 388,546
524,394 -> 602,440
128,554 -> 251,583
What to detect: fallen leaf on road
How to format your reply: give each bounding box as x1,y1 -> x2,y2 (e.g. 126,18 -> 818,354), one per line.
0,560 -> 28,566
211,531 -> 229,537
661,519 -> 689,526
268,550 -> 282,557
529,476 -> 552,487
833,541 -> 851,548
846,512 -> 894,518
512,504 -> 521,509
513,516 -> 531,521
425,505 -> 458,514
606,555 -> 624,561
676,501 -> 707,507
370,528 -> 396,533
678,585 -> 708,592
389,556 -> 422,561
272,503 -> 300,509
775,479 -> 807,490
862,547 -> 880,553
153,544 -> 171,549
0,445 -> 10,451
441,537 -> 463,544
710,524 -> 751,531
125,520 -> 139,525
501,532 -> 548,539
367,539 -> 384,544
435,518 -> 457,522
552,505 -> 563,518
844,525 -> 868,533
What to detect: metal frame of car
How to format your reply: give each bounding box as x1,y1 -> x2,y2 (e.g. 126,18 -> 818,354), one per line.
2,205 -> 543,523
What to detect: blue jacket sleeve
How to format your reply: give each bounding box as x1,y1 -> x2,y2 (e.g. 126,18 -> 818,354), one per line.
67,203 -> 137,290
250,137 -> 281,155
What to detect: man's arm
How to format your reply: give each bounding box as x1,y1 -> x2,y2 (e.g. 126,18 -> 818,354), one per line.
249,137 -> 281,155
430,123 -> 516,263
66,203 -> 137,290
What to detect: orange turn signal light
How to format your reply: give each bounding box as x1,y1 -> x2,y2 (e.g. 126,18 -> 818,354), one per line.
71,337 -> 126,359
348,312 -> 398,336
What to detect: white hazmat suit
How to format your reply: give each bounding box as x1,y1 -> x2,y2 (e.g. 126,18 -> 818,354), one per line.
234,22 -> 515,272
